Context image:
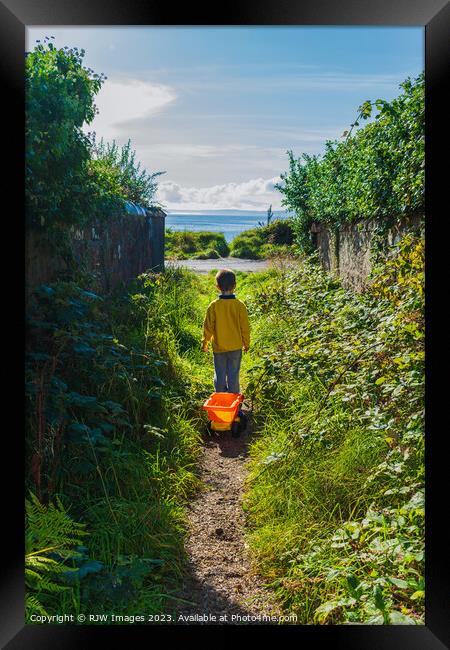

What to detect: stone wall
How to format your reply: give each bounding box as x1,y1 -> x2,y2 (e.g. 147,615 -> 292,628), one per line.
25,205 -> 166,295
310,213 -> 423,291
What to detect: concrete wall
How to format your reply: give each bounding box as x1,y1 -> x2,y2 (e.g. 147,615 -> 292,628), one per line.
25,205 -> 166,295
310,213 -> 423,291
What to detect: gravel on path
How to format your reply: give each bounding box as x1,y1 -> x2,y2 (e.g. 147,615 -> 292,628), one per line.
166,257 -> 270,274
172,414 -> 283,625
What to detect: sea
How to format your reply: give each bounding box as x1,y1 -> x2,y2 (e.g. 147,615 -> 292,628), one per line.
165,210 -> 291,243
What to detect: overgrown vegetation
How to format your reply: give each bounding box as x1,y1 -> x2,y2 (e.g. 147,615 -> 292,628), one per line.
26,37 -> 162,235
241,233 -> 424,624
165,229 -> 230,259
25,267 -> 214,620
25,36 -> 216,622
25,35 -> 425,627
90,138 -> 165,208
165,218 -> 296,261
229,219 -> 296,259
276,73 -> 424,251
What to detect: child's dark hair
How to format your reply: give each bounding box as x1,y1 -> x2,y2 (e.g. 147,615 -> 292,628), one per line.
216,269 -> 236,292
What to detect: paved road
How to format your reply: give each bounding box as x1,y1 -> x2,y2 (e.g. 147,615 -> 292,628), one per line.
166,256 -> 270,274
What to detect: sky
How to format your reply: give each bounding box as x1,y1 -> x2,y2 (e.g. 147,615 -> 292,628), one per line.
26,26 -> 424,212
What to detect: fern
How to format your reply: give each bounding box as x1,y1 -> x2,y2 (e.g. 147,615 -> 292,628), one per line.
25,492 -> 88,618
26,593 -> 48,617
26,491 -> 88,556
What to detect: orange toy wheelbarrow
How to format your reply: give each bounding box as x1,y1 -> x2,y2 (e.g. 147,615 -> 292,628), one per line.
202,392 -> 247,437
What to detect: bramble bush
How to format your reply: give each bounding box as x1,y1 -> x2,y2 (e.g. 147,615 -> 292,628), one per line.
242,232 -> 424,624
25,267 -> 209,620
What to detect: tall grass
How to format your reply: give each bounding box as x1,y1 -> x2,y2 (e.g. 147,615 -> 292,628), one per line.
240,234 -> 424,624
25,266 -> 215,621
229,219 -> 296,259
26,243 -> 424,624
165,229 -> 229,259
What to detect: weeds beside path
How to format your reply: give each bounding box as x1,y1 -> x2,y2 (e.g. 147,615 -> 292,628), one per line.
173,417 -> 282,624
28,253 -> 423,625
168,265 -> 294,624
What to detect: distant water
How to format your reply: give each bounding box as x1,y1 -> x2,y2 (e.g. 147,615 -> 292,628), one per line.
165,212 -> 290,243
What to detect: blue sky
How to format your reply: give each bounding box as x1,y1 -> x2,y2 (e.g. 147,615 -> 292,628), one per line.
26,26 -> 423,212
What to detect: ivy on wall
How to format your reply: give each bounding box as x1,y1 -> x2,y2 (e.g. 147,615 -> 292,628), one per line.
276,73 -> 424,252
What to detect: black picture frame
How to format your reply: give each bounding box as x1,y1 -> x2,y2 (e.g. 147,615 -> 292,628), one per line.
4,0 -> 449,647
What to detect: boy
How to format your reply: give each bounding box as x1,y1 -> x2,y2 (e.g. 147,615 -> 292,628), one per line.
201,269 -> 250,394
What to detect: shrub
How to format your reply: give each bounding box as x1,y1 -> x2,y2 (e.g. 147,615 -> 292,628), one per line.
194,249 -> 220,260
165,230 -> 229,259
26,39 -> 162,235
230,242 -> 262,260
196,233 -> 229,257
242,233 -> 424,624
26,39 -> 107,230
265,220 -> 295,245
90,138 -> 164,208
276,73 -> 424,252
25,267 -> 208,618
229,220 -> 295,258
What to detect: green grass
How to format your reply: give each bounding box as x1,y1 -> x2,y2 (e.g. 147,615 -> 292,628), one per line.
165,220 -> 296,261
26,236 -> 424,624
165,229 -> 229,259
238,235 -> 424,625
229,219 -> 296,259
25,266 -> 218,621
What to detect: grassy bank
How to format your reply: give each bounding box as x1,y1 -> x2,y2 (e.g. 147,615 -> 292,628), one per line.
25,267 -> 216,621
239,233 -> 424,624
165,220 -> 296,261
165,229 -> 229,260
229,219 -> 296,259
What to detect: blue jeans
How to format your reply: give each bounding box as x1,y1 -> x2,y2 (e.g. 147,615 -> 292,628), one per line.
213,349 -> 242,393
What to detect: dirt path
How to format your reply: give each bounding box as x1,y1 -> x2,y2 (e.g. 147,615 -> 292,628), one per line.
172,412 -> 282,625
167,257 -> 270,274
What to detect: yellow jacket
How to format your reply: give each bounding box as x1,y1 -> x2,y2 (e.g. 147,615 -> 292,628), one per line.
202,295 -> 250,353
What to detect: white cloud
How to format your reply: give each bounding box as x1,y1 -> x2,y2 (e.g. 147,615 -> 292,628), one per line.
84,78 -> 176,142
156,176 -> 284,211
146,143 -> 251,158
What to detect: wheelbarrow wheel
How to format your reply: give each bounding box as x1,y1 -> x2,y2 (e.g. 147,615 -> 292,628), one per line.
231,421 -> 240,438
237,411 -> 248,433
